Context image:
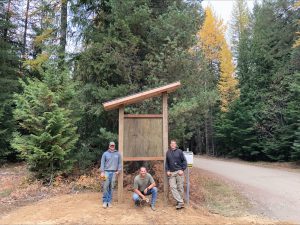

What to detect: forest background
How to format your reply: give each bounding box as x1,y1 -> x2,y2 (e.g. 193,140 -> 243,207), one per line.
0,0 -> 299,181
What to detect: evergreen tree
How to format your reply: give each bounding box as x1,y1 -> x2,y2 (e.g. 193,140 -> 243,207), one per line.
71,0 -> 202,165
218,40 -> 239,112
0,0 -> 20,162
230,0 -> 250,59
215,99 -> 261,160
293,0 -> 300,48
11,67 -> 78,181
217,0 -> 300,161
292,121 -> 300,161
23,0 -> 59,74
249,0 -> 299,161
289,73 -> 300,161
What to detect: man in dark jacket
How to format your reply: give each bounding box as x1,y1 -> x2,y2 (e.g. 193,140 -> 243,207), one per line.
165,139 -> 187,209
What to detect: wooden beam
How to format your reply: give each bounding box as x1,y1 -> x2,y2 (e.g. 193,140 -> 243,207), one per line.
123,157 -> 164,161
103,81 -> 181,111
162,92 -> 168,205
124,114 -> 163,118
118,105 -> 124,203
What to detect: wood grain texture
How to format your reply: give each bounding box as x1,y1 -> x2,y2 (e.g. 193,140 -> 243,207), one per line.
162,92 -> 168,205
118,106 -> 124,203
103,81 -> 181,111
123,157 -> 164,161
124,114 -> 163,118
123,118 -> 163,158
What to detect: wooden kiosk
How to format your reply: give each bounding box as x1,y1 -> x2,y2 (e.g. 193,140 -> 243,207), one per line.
102,81 -> 181,204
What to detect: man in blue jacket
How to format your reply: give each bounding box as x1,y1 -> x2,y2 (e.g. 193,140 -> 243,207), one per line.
100,141 -> 122,208
165,139 -> 187,209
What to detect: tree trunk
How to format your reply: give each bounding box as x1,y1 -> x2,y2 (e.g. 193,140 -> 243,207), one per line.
205,112 -> 209,155
3,0 -> 12,42
59,0 -> 68,64
209,107 -> 215,156
204,77 -> 210,155
197,128 -> 202,154
22,0 -> 30,59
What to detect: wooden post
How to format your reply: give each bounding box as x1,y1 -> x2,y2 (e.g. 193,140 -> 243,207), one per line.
118,105 -> 124,203
162,92 -> 168,205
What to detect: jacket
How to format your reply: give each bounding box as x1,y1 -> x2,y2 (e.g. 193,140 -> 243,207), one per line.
165,148 -> 187,172
100,149 -> 122,172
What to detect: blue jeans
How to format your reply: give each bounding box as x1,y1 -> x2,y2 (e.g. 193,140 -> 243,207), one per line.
103,171 -> 116,203
132,187 -> 158,206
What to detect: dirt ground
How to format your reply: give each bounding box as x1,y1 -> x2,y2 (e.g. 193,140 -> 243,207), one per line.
0,162 -> 291,225
0,192 -> 280,225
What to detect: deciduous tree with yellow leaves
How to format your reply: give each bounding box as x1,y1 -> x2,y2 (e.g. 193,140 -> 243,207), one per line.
198,7 -> 224,65
197,6 -> 239,112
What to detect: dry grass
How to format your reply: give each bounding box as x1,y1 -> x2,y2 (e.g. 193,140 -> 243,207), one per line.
1,162 -> 291,224
0,164 -> 102,216
0,162 -> 266,222
190,167 -> 250,217
0,189 -> 13,198
0,192 -> 281,225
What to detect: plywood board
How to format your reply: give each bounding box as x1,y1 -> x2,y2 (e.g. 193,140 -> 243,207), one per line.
124,118 -> 163,158
124,114 -> 163,118
123,157 -> 164,161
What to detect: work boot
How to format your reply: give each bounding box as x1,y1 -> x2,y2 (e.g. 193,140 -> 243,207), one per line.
176,202 -> 184,209
140,197 -> 149,206
103,202 -> 107,209
135,199 -> 141,208
150,204 -> 156,211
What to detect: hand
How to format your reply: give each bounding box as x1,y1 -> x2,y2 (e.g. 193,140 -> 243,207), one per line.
115,171 -> 119,175
100,172 -> 105,178
143,188 -> 148,194
167,171 -> 171,176
178,170 -> 184,176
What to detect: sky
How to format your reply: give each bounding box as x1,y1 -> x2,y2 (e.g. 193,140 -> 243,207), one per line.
201,0 -> 255,42
201,0 -> 255,24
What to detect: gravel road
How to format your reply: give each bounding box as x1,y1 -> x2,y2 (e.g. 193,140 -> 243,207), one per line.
193,157 -> 300,223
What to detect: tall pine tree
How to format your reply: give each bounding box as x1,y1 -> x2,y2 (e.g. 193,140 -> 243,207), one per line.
216,0 -> 300,161
0,0 -> 20,162
71,0 -> 202,165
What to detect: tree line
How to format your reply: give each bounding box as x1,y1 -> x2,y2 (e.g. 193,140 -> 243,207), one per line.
0,0 -> 299,182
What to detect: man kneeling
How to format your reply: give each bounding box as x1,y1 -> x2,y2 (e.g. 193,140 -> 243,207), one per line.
132,167 -> 157,211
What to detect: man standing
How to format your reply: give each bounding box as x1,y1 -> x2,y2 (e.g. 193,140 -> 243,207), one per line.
165,139 -> 187,209
100,141 -> 122,208
132,167 -> 158,211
